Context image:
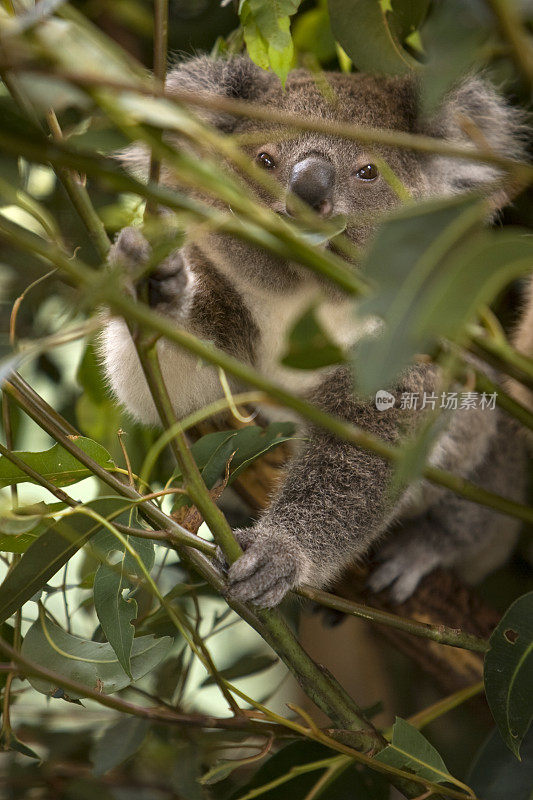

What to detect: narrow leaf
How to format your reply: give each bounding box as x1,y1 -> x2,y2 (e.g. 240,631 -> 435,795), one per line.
374,717 -> 455,785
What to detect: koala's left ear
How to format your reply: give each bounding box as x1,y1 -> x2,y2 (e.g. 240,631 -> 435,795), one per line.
165,55 -> 271,132
421,76 -> 528,196
117,56 -> 271,179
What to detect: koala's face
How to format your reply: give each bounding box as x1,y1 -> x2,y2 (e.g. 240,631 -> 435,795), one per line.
233,71 -> 427,252
149,58 -> 519,291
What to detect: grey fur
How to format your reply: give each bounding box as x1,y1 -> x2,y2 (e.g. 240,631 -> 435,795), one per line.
101,56 -> 529,607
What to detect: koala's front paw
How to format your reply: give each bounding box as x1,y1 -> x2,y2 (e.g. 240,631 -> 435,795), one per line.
224,529 -> 307,608
367,533 -> 441,604
110,227 -> 188,311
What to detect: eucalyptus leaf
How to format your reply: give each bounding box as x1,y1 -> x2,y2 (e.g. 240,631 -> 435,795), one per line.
374,717 -> 455,785
0,437 -> 116,488
91,716 -> 150,777
468,726 -> 533,800
354,195 -> 533,393
281,305 -> 346,370
484,591 -> 533,759
21,615 -> 172,700
328,0 -> 419,75
93,530 -> 155,678
0,498 -> 131,625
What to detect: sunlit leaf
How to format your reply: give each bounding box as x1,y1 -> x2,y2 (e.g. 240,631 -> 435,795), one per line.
0,437 -> 116,488
328,0 -> 419,75
484,591 -> 533,759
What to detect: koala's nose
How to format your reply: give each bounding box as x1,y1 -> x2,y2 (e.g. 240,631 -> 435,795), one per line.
287,156 -> 335,217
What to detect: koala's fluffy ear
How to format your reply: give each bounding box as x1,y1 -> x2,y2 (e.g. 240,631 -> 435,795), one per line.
165,55 -> 271,131
117,56 -> 270,179
421,76 -> 528,197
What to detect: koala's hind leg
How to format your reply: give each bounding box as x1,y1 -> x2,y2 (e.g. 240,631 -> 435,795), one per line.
368,414 -> 527,603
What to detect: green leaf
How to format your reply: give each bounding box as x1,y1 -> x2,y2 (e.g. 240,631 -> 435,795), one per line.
0,437 -> 116,488
171,423 -> 297,495
328,0 -> 420,75
91,716 -> 150,777
419,0 -> 492,113
468,727 -> 533,800
484,591 -> 533,759
21,615 -> 172,700
0,498 -> 131,625
374,717 -> 455,784
93,530 -> 155,678
200,652 -> 278,687
354,195 -> 533,393
281,305 -> 346,370
389,0 -> 430,45
240,0 -> 302,84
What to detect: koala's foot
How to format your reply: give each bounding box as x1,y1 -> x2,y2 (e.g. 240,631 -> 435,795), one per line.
110,226 -> 188,311
367,532 -> 442,604
218,528 -> 307,608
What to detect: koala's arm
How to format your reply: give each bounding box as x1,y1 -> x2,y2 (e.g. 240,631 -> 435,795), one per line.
100,227 -> 258,423
225,367 -> 435,607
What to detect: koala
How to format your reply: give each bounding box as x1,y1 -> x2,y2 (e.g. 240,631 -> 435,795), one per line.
100,56 -> 529,606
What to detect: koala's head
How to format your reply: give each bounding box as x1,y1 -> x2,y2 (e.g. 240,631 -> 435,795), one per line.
121,56 -> 525,289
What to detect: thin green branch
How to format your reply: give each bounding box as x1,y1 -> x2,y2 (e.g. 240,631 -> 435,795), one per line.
486,0 -> 533,88
296,585 -> 488,653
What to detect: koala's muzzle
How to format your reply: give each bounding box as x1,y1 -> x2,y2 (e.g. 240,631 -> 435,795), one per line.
287,156 -> 334,217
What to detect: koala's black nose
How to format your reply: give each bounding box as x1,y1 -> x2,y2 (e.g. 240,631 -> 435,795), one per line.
287,156 -> 335,217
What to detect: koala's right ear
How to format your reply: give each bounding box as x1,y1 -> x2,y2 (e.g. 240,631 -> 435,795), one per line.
165,55 -> 271,132
117,56 -> 270,179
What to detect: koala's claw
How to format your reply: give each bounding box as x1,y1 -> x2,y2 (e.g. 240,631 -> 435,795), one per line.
110,226 -> 187,310
367,535 -> 441,604
221,530 -> 303,608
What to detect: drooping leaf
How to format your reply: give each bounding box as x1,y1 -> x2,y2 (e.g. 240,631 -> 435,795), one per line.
0,437 -> 116,488
21,615 -> 172,700
468,726 -> 533,800
354,195 -> 533,393
484,591 -> 533,759
419,0 -> 493,113
93,529 -> 155,678
200,652 -> 278,687
374,717 -> 456,785
91,716 -> 150,777
0,498 -> 131,624
328,0 -> 420,75
281,305 -> 346,370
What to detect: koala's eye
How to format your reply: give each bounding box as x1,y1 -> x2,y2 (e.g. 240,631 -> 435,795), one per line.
257,152 -> 276,169
355,164 -> 379,181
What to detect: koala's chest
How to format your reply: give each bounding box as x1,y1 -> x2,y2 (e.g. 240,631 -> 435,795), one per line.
243,285 -> 357,393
